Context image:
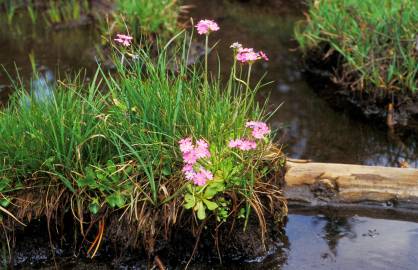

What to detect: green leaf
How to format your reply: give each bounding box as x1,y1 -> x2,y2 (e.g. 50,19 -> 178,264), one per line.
196,201 -> 206,220
186,183 -> 193,193
96,172 -> 106,181
184,193 -> 196,209
0,178 -> 11,192
204,186 -> 218,199
89,201 -> 100,215
207,180 -> 225,194
106,160 -> 117,174
44,156 -> 55,168
106,192 -> 126,208
110,174 -> 119,183
77,178 -> 91,188
203,199 -> 218,210
162,166 -> 171,176
77,167 -> 97,188
0,198 -> 11,208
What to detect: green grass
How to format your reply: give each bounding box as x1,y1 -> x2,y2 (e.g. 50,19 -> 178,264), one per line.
2,0 -> 182,38
1,0 -> 91,25
115,0 -> 182,38
295,0 -> 418,94
0,33 -> 285,253
0,72 -> 110,190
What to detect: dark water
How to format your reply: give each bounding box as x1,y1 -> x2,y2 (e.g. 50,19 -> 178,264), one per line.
187,0 -> 418,168
0,11 -> 99,104
189,209 -> 418,270
1,1 -> 418,269
31,210 -> 418,270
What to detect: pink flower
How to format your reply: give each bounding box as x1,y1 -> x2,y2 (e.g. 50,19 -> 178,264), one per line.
117,34 -> 133,40
193,172 -> 207,186
228,139 -> 243,148
183,150 -> 198,165
182,165 -> 196,180
179,137 -> 213,185
195,139 -> 210,159
228,139 -> 257,151
246,121 -> 270,139
259,51 -> 269,61
196,19 -> 220,35
239,140 -> 257,150
114,33 -> 133,47
236,48 -> 268,64
236,48 -> 258,63
193,167 -> 213,186
179,137 -> 194,153
199,167 -> 213,181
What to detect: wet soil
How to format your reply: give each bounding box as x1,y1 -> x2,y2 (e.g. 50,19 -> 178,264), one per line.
4,212 -> 285,269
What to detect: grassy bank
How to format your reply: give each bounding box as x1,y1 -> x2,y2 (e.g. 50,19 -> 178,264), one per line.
0,0 -> 92,25
114,0 -> 182,38
1,0 -> 182,37
295,0 -> 418,94
0,29 -> 286,261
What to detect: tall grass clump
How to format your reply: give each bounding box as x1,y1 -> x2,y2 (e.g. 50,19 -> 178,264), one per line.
0,24 -> 286,259
0,72 -> 111,194
43,0 -> 90,25
114,0 -> 182,38
295,0 -> 418,94
0,0 -> 92,26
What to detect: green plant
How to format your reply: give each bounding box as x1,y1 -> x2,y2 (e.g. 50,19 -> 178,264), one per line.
43,0 -> 90,25
115,0 -> 182,38
0,29 -> 286,254
295,0 -> 418,94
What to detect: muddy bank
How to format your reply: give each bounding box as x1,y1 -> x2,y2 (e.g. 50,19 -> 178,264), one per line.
10,207 -> 418,270
303,48 -> 418,136
2,211 -> 286,269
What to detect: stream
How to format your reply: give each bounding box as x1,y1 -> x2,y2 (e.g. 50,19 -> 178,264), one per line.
1,0 -> 418,269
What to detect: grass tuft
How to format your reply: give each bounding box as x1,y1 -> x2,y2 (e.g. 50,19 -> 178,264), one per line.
0,32 -> 286,257
295,0 -> 418,94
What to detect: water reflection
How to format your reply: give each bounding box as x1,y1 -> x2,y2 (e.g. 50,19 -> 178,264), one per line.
0,10 -> 99,103
282,210 -> 418,270
311,213 -> 357,257
187,0 -> 418,168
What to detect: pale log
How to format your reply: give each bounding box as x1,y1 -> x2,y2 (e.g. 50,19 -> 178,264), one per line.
284,160 -> 418,209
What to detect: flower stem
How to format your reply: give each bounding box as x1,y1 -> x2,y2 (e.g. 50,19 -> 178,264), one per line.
246,63 -> 252,93
204,34 -> 209,85
244,63 -> 253,110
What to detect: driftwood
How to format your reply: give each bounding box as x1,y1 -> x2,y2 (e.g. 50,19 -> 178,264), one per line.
284,159 -> 418,211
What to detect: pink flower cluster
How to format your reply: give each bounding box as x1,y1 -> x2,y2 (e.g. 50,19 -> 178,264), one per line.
228,139 -> 257,150
235,47 -> 269,64
179,138 -> 213,186
228,121 -> 270,151
196,19 -> 220,35
114,34 -> 133,47
246,121 -> 270,139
